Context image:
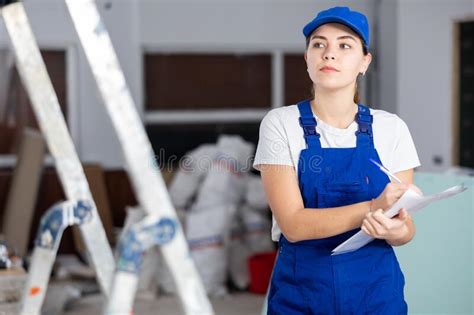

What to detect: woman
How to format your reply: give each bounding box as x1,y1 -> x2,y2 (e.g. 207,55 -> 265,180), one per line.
253,6 -> 421,314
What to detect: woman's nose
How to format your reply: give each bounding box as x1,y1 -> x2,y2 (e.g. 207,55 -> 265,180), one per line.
323,54 -> 335,60
323,47 -> 336,60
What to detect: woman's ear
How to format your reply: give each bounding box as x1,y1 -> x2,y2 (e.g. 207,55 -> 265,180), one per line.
361,52 -> 372,74
304,51 -> 310,72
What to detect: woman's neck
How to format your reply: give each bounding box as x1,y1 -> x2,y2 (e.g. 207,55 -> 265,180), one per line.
311,85 -> 358,129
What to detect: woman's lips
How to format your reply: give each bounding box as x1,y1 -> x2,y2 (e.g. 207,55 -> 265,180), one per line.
320,66 -> 339,73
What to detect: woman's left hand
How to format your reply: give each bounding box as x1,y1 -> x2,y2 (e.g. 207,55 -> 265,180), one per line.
361,208 -> 410,241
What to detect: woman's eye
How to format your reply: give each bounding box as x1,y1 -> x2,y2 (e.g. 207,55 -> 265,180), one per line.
313,42 -> 324,48
340,43 -> 351,49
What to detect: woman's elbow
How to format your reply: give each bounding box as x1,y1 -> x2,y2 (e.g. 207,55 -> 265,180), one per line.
282,231 -> 298,243
274,208 -> 307,243
280,221 -> 304,243
282,232 -> 300,243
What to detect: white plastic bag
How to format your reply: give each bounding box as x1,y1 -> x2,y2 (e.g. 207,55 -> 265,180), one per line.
241,205 -> 274,254
169,144 -> 217,210
186,205 -> 236,296
245,174 -> 268,210
228,217 -> 250,290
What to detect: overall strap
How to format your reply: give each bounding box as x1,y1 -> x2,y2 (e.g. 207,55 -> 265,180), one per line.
297,100 -> 321,149
355,104 -> 374,147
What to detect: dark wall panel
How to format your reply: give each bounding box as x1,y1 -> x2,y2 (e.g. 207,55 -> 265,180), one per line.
459,21 -> 474,167
284,54 -> 313,106
0,50 -> 67,154
145,54 -> 272,110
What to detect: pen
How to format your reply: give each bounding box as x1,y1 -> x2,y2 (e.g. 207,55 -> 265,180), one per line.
369,158 -> 403,183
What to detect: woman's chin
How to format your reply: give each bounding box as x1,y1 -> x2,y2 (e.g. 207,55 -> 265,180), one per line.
315,82 -> 348,92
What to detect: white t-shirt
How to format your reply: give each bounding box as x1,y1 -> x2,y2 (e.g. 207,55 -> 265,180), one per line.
253,104 -> 421,241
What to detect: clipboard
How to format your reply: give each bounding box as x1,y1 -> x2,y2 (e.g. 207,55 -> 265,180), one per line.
332,184 -> 468,255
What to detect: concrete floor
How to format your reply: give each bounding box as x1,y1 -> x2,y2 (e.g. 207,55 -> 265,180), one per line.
64,292 -> 265,315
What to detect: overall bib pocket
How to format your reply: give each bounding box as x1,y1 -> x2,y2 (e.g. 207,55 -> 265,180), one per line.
318,179 -> 370,208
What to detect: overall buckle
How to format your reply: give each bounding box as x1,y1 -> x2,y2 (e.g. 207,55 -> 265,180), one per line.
299,117 -> 319,137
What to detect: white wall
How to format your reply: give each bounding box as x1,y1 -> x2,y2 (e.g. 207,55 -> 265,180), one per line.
76,0 -> 141,167
1,0 -> 472,172
139,0 -> 374,48
378,0 -> 399,114
397,0 -> 473,172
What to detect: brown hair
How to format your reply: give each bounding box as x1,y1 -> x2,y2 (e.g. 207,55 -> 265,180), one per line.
305,32 -> 369,104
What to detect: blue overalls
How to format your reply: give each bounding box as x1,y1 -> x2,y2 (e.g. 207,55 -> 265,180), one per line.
267,100 -> 408,315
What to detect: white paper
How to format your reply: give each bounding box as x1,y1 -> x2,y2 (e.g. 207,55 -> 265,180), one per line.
332,184 -> 467,255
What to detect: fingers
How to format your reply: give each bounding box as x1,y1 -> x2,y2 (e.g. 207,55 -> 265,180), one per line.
363,210 -> 387,238
371,210 -> 391,229
362,208 -> 408,238
374,182 -> 413,212
379,184 -> 406,202
361,219 -> 375,236
361,224 -> 372,236
398,208 -> 408,220
390,183 -> 410,196
382,183 -> 410,207
375,209 -> 406,228
396,209 -> 411,226
368,212 -> 386,235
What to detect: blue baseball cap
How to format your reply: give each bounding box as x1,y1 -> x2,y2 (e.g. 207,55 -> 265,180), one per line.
303,6 -> 370,49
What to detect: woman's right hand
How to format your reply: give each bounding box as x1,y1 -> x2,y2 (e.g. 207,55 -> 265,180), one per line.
371,183 -> 411,212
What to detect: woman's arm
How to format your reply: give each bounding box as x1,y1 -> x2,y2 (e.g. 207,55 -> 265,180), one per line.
259,164 -> 408,242
362,168 -> 418,246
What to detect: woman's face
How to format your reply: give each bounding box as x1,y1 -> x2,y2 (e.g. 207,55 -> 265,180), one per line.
305,23 -> 371,92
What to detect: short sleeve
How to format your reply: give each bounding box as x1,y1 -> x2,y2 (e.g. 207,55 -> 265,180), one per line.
391,117 -> 421,173
253,110 -> 293,170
